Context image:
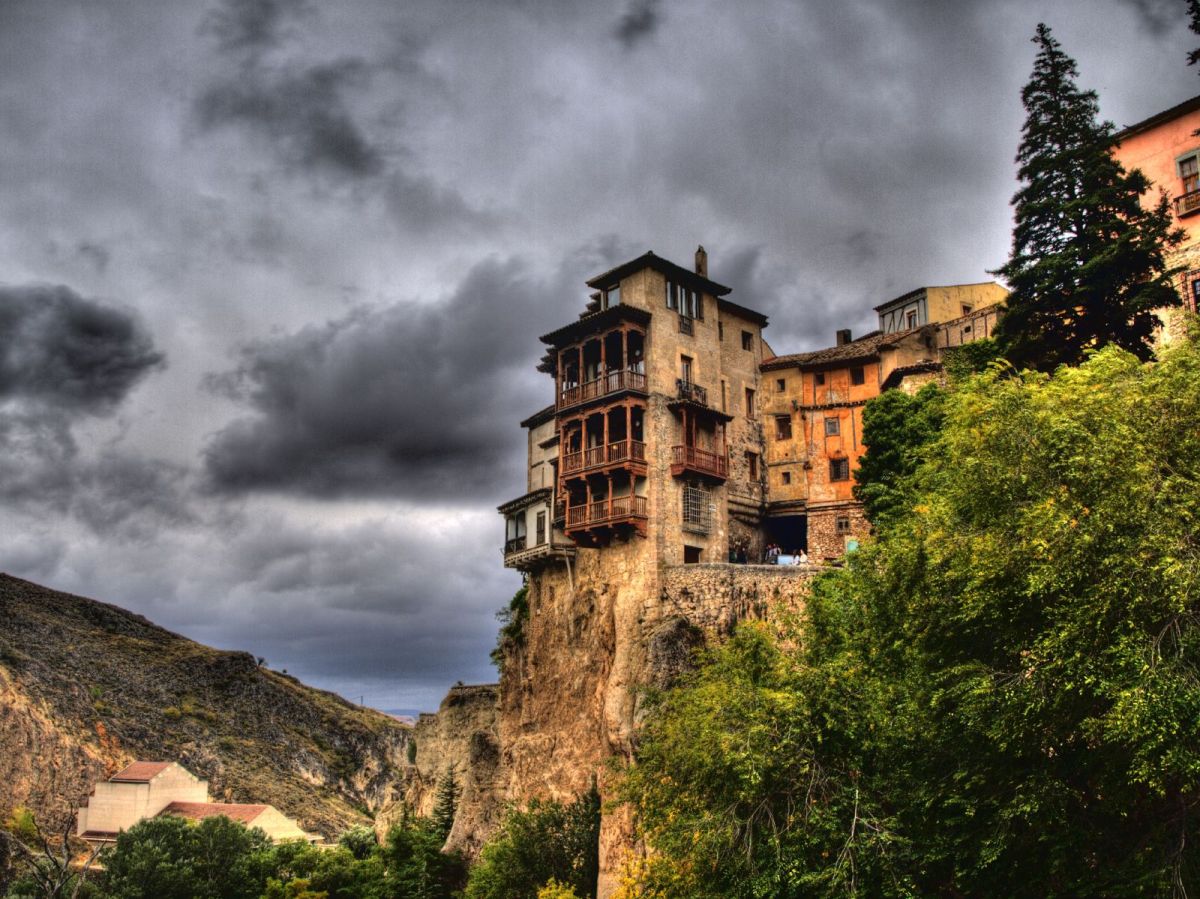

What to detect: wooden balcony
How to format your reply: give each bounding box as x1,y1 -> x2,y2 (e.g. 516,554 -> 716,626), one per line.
670,445 -> 728,481
503,536 -> 575,571
676,379 -> 707,405
557,368 -> 647,411
1177,189 -> 1200,217
560,439 -> 647,477
564,495 -> 648,534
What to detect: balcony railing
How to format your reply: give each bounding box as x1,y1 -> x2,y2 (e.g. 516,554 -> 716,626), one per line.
504,536 -> 527,555
676,379 -> 708,406
670,444 -> 728,479
564,495 -> 648,529
1177,189 -> 1200,217
678,315 -> 694,335
560,439 -> 647,475
558,368 -> 647,409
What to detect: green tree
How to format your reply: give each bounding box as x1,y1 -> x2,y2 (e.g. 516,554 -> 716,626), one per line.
465,787 -> 601,899
336,825 -> 376,861
430,765 -> 460,841
97,815 -> 271,899
852,382 -> 946,528
623,339 -> 1200,895
992,24 -> 1182,371
380,819 -> 465,899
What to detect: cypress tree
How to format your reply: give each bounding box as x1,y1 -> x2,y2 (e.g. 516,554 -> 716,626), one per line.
993,23 -> 1182,371
431,764 -> 461,840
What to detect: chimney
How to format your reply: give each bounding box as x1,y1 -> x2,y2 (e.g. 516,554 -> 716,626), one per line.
836,328 -> 852,346
694,245 -> 707,277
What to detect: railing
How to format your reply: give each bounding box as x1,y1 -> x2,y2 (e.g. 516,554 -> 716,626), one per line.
676,379 -> 708,406
558,368 -> 647,409
553,499 -> 566,523
504,536 -> 527,555
560,440 -> 647,475
678,315 -> 694,335
671,444 -> 728,478
1177,189 -> 1200,217
564,495 -> 648,529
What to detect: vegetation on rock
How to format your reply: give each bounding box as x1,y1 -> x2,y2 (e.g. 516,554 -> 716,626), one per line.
465,786 -> 601,899
490,587 -> 528,675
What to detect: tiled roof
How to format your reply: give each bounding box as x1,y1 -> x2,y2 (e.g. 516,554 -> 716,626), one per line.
1116,93 -> 1200,141
159,802 -> 269,824
584,251 -> 733,297
762,330 -> 915,370
110,761 -> 172,783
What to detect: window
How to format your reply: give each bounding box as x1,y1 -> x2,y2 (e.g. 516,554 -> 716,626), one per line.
665,280 -> 678,311
815,372 -> 826,386
961,304 -> 973,316
669,281 -> 702,319
721,380 -> 727,412
824,417 -> 840,436
745,387 -> 755,418
1191,272 -> 1200,313
535,511 -> 547,545
680,355 -> 693,385
850,366 -> 865,386
836,514 -> 851,534
830,458 -> 850,481
682,483 -> 710,533
746,452 -> 759,480
718,322 -> 724,341
906,310 -> 918,328
683,545 -> 702,564
1179,152 -> 1200,214
604,285 -> 620,308
775,414 -> 792,440
741,330 -> 753,351
781,471 -> 792,486
776,378 -> 786,392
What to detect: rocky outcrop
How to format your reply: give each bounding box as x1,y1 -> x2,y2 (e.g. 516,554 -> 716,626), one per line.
0,573 -> 415,838
375,683 -> 503,855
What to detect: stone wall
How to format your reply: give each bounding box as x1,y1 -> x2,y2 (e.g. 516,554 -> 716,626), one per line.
807,503 -> 870,562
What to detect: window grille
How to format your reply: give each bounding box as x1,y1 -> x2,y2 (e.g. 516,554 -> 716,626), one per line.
682,483 -> 710,533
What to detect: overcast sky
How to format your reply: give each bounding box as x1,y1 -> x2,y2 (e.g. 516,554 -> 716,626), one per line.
0,0 -> 1196,711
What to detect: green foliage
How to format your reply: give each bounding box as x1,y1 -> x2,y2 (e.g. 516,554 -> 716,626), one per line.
1189,0 -> 1200,68
852,383 -> 946,528
97,814 -> 271,899
623,341 -> 1200,896
992,24 -> 1182,372
465,786 -> 601,899
430,766 -> 461,841
537,880 -> 580,899
336,825 -> 376,861
941,336 -> 1002,379
490,587 -> 528,674
380,818 -> 466,899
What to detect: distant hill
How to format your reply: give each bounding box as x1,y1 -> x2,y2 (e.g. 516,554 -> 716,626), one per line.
0,573 -> 414,838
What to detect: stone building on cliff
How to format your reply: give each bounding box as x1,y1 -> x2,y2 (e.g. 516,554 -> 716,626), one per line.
490,248 -> 1004,893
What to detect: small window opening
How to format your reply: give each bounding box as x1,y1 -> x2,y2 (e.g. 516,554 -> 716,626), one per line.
850,366 -> 865,386
741,330 -> 753,351
824,417 -> 840,437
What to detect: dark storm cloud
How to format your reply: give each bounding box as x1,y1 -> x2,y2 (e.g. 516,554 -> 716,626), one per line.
196,60 -> 384,178
1114,0 -> 1184,35
204,0 -> 306,52
614,0 -> 662,48
0,284 -> 164,413
203,255 -> 574,500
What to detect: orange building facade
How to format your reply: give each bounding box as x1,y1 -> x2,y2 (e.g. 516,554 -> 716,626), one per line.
1114,94 -> 1200,312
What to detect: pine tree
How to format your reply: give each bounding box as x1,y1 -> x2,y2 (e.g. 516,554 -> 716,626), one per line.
431,764 -> 461,840
992,23 -> 1182,372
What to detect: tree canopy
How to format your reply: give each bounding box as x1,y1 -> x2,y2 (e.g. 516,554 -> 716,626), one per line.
621,337 -> 1200,896
992,24 -> 1181,371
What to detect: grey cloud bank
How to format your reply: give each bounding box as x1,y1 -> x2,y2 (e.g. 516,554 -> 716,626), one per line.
0,0 -> 1197,709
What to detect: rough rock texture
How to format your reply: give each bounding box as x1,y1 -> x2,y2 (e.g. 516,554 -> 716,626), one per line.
375,683 -> 502,855
421,555 -> 816,896
0,573 -> 416,838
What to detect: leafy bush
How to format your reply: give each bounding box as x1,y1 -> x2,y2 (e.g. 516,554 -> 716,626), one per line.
622,341 -> 1200,896
490,587 -> 528,674
465,786 -> 600,899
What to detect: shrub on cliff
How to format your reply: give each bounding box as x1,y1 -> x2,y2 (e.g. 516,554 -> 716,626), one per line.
490,587 -> 528,675
465,786 -> 601,899
621,340 -> 1200,896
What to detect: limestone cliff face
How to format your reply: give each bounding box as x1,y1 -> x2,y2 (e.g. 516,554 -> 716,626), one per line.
0,573 -> 415,838
375,683 -> 503,855
423,556 -> 814,895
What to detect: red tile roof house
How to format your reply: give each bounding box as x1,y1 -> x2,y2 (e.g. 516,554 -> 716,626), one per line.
76,761 -> 311,845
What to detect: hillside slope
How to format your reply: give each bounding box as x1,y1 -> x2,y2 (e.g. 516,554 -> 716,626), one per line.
0,573 -> 414,838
